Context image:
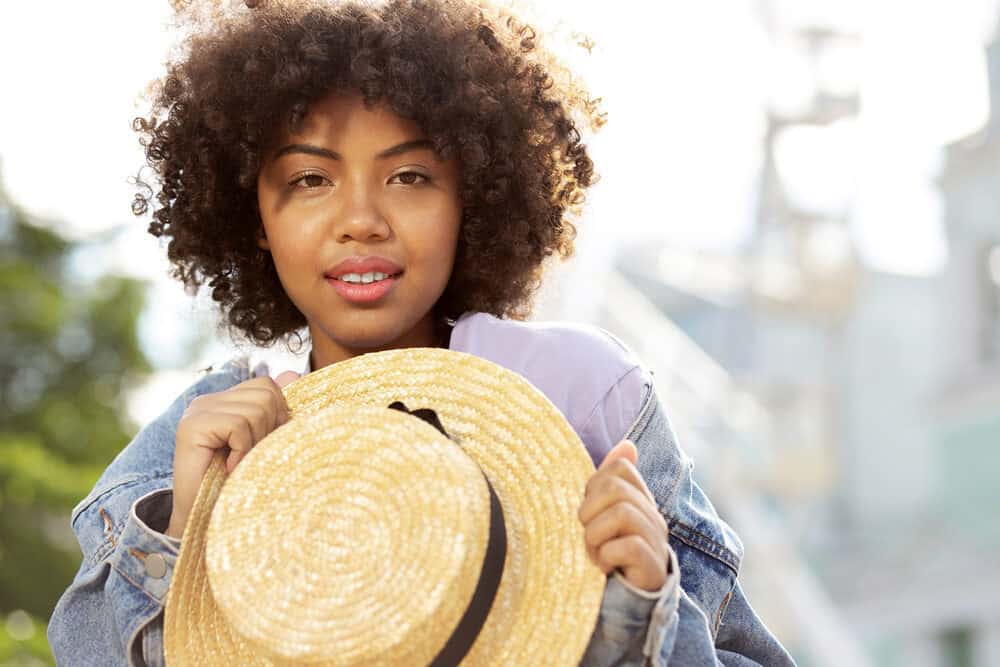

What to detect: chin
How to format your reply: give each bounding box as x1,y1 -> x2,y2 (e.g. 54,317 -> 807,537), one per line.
325,315 -> 412,350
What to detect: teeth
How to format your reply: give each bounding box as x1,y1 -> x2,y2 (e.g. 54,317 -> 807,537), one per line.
339,271 -> 390,284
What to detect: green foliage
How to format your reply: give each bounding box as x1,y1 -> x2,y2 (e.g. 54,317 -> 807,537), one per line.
0,436 -> 104,509
0,172 -> 166,662
0,610 -> 53,667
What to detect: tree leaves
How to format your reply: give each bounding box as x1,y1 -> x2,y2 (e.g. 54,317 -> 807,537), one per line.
0,173 -> 164,663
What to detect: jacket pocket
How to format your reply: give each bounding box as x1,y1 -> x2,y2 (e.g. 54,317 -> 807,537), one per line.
72,474 -> 164,568
668,528 -> 738,641
72,473 -> 146,526
713,588 -> 734,638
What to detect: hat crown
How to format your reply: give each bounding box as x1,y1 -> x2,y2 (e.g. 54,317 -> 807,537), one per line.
206,406 -> 492,663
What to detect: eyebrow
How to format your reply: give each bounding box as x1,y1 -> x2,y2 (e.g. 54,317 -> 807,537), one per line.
273,139 -> 437,161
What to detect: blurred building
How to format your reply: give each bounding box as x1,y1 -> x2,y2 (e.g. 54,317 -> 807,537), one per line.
598,13 -> 1000,667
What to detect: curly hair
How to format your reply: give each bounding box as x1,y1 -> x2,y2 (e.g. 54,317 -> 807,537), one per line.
133,0 -> 605,349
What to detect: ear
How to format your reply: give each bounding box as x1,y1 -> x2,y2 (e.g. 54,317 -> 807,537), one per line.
256,225 -> 270,251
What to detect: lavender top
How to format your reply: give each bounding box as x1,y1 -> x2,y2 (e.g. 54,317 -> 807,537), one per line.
300,312 -> 652,467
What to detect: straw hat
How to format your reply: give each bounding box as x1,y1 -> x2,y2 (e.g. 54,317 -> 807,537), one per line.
163,348 -> 605,665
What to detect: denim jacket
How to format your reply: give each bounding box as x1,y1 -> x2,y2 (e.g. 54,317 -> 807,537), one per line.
48,356 -> 795,666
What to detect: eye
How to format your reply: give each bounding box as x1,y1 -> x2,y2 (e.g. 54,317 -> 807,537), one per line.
389,171 -> 430,186
289,173 -> 330,189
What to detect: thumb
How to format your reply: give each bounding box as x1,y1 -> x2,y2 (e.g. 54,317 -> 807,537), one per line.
274,370 -> 300,389
599,439 -> 638,470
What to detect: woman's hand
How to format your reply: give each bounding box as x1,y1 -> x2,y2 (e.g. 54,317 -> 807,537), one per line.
578,440 -> 671,592
166,370 -> 300,539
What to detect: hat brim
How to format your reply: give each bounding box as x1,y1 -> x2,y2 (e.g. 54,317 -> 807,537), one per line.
164,348 -> 605,665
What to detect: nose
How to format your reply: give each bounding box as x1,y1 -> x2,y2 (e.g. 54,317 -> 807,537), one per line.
332,184 -> 391,243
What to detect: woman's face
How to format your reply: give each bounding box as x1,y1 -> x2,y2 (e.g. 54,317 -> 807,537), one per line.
257,93 -> 463,369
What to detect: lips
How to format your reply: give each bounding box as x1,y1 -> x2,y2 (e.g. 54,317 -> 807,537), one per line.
326,272 -> 399,304
324,256 -> 403,280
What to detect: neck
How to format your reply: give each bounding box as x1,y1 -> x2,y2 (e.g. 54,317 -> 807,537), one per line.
307,316 -> 452,372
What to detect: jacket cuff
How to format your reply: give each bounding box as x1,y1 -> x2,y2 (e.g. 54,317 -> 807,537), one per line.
108,488 -> 180,667
113,489 -> 181,602
606,544 -> 681,663
133,488 -> 182,549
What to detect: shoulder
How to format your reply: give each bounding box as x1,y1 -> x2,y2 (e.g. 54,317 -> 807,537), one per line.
188,355 -> 266,390
73,356 -> 254,517
451,311 -> 644,381
67,355 -> 254,563
450,312 -> 652,464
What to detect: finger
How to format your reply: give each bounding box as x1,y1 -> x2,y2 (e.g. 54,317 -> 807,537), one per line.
586,545 -> 606,573
597,439 -> 637,471
207,401 -> 279,443
227,446 -> 249,473
182,412 -> 255,465
232,381 -> 290,424
580,474 -> 651,525
180,393 -> 213,420
244,385 -> 289,426
583,501 -> 663,553
580,474 -> 665,534
273,373 -> 299,422
182,414 -> 255,476
587,456 -> 656,506
215,412 -> 256,457
272,376 -> 295,421
221,418 -> 256,473
596,535 -> 667,591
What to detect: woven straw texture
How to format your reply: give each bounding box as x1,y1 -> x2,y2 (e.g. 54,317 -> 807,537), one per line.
164,348 -> 605,666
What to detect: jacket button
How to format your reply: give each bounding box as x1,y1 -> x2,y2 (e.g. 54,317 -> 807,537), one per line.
145,553 -> 168,579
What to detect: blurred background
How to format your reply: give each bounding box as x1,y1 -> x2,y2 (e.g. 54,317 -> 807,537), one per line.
1,0 -> 999,665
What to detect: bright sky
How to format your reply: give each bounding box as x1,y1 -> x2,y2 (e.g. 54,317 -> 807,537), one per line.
1,0 -> 997,421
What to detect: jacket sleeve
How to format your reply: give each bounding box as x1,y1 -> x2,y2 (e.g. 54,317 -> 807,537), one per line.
579,546 -> 682,666
579,533 -> 793,667
576,354 -> 796,666
47,360 -> 248,667
47,440 -> 181,666
636,382 -> 796,666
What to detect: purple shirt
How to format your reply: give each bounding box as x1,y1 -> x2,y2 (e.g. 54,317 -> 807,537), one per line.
300,312 -> 651,466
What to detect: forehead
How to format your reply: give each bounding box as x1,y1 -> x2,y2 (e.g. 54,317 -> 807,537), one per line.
273,92 -> 426,148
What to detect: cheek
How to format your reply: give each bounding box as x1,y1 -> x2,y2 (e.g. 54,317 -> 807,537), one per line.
259,208 -> 323,265
405,198 -> 461,260
274,237 -> 318,274
434,212 -> 463,271
439,198 -> 463,254
260,223 -> 315,284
